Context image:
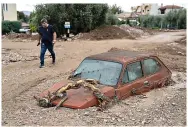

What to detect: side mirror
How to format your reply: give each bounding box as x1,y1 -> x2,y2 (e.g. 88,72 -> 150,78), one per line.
67,69 -> 76,80
71,69 -> 75,74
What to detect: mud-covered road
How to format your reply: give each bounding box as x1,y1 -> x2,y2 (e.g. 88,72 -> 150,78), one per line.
2,30 -> 186,126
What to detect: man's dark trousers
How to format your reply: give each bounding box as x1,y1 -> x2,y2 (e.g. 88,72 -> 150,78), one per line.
40,42 -> 55,66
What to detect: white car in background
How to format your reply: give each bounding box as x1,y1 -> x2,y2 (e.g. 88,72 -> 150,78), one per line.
19,26 -> 30,34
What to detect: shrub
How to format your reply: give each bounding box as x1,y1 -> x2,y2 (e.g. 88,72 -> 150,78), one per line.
2,21 -> 21,34
29,24 -> 37,32
106,13 -> 119,25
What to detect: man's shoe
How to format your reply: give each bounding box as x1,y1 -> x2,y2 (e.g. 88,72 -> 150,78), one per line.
52,61 -> 55,65
39,65 -> 45,68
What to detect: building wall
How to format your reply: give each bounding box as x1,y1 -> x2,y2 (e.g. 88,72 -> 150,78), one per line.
137,6 -> 141,13
141,4 -> 146,15
2,4 -> 17,21
149,4 -> 160,15
131,4 -> 182,16
165,8 -> 181,14
131,3 -> 160,16
158,8 -> 181,15
145,5 -> 151,15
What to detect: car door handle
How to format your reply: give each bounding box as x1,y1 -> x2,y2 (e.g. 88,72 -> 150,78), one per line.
144,81 -> 150,86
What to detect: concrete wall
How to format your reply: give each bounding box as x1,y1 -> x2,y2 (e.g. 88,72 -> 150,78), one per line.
149,4 -> 160,15
2,4 -> 17,21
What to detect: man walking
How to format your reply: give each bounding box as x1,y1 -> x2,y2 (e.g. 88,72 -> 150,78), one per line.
37,18 -> 57,68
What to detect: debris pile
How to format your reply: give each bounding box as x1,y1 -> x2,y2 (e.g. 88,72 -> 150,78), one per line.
118,25 -> 150,38
136,26 -> 157,35
34,79 -> 111,111
175,36 -> 186,45
2,48 -> 51,65
4,26 -> 158,41
2,49 -> 23,65
79,26 -> 135,40
72,33 -> 84,40
108,47 -> 125,52
6,33 -> 39,41
77,25 -> 157,41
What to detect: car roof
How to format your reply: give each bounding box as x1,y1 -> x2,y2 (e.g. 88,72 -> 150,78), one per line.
86,50 -> 155,64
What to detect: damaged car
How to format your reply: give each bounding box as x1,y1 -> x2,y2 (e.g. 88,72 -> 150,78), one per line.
34,50 -> 172,110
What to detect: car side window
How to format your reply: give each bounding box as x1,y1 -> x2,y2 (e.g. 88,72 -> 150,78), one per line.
122,69 -> 129,83
122,61 -> 143,83
143,58 -> 160,76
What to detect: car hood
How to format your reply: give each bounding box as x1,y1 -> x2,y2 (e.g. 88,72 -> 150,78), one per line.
39,79 -> 115,109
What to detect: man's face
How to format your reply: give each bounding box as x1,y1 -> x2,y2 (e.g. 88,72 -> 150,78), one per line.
41,22 -> 48,28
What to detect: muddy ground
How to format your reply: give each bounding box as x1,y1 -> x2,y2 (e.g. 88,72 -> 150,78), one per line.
2,30 -> 186,126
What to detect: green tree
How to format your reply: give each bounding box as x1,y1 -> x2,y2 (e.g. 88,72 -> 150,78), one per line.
32,4 -> 109,36
138,9 -> 186,29
17,11 -> 29,23
109,4 -> 123,14
177,9 -> 186,29
106,12 -> 119,25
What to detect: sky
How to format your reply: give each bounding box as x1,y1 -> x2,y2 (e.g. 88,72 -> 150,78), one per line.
14,1 -> 188,12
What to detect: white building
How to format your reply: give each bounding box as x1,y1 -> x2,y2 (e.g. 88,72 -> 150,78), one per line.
158,5 -> 183,15
131,4 -> 183,16
131,4 -> 160,16
2,3 -> 17,21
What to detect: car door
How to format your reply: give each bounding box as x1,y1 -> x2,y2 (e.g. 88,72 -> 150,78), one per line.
141,57 -> 171,90
116,60 -> 146,99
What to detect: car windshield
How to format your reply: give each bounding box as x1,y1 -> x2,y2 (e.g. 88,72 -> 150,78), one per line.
74,59 -> 122,86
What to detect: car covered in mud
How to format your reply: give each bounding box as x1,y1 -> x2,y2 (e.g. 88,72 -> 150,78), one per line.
35,50 -> 172,109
